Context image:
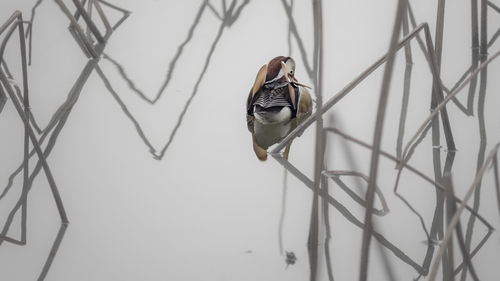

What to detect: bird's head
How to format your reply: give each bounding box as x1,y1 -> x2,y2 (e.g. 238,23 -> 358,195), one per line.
265,56 -> 297,83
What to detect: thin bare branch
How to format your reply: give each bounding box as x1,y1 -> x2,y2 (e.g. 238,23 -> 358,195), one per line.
428,143 -> 500,281
359,2 -> 407,280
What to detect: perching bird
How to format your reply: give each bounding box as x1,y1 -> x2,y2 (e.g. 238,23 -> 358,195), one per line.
246,56 -> 312,161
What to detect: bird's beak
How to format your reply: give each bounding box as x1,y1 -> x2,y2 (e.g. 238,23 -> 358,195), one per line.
290,75 -> 312,89
280,61 -> 312,89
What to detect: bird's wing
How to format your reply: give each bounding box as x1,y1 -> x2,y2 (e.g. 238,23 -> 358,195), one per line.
298,87 -> 312,116
251,64 -> 267,97
247,64 -> 268,113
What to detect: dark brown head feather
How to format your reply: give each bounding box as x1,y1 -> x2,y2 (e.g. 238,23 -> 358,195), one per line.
266,56 -> 289,81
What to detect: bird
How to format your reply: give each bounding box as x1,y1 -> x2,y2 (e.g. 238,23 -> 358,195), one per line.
246,56 -> 312,161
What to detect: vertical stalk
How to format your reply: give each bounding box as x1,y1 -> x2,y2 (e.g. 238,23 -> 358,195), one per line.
480,0 -> 487,55
396,9 -> 413,161
471,0 -> 479,49
461,49 -> 488,281
308,0 -> 324,279
434,0 -> 446,68
359,1 -> 407,281
19,15 -> 30,244
321,172 -> 335,281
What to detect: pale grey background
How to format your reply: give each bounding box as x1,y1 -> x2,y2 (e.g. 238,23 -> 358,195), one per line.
1,0 -> 499,280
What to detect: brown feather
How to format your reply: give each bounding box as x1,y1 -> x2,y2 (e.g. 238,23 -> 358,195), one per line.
251,64 -> 267,97
298,87 -> 312,116
252,135 -> 268,161
247,64 -> 268,114
266,56 -> 288,81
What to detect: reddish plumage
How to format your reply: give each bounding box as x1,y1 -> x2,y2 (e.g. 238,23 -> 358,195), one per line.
246,56 -> 313,161
265,56 -> 289,81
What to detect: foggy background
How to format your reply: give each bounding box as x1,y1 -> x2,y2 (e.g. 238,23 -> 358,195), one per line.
1,0 -> 500,280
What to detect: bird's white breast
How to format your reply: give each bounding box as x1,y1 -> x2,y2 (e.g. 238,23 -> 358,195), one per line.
254,106 -> 292,124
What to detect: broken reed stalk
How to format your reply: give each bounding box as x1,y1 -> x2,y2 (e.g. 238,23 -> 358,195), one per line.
278,168 -> 288,256
103,0 -> 205,104
95,65 -> 156,153
155,18 -> 226,160
271,21 -> 455,156
1,0 -> 131,227
1,61 -> 43,133
359,1 -> 407,280
428,143 -> 500,281
271,154 -> 427,274
494,155 -> 500,223
100,1 -> 246,160
323,170 -> 390,215
396,9 -> 413,161
460,49 -> 489,281
0,11 -> 68,224
480,0 -> 488,55
325,127 -> 493,230
398,49 -> 500,171
280,0 -> 314,78
321,173 -> 335,281
408,2 -> 479,117
444,175 -> 480,281
306,0 -> 325,279
329,176 -> 387,216
37,223 -> 67,281
430,0 -> 456,153
0,0 -> 131,245
53,0 -> 99,58
434,0 -> 445,68
71,0 -> 105,43
472,0 -> 480,49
